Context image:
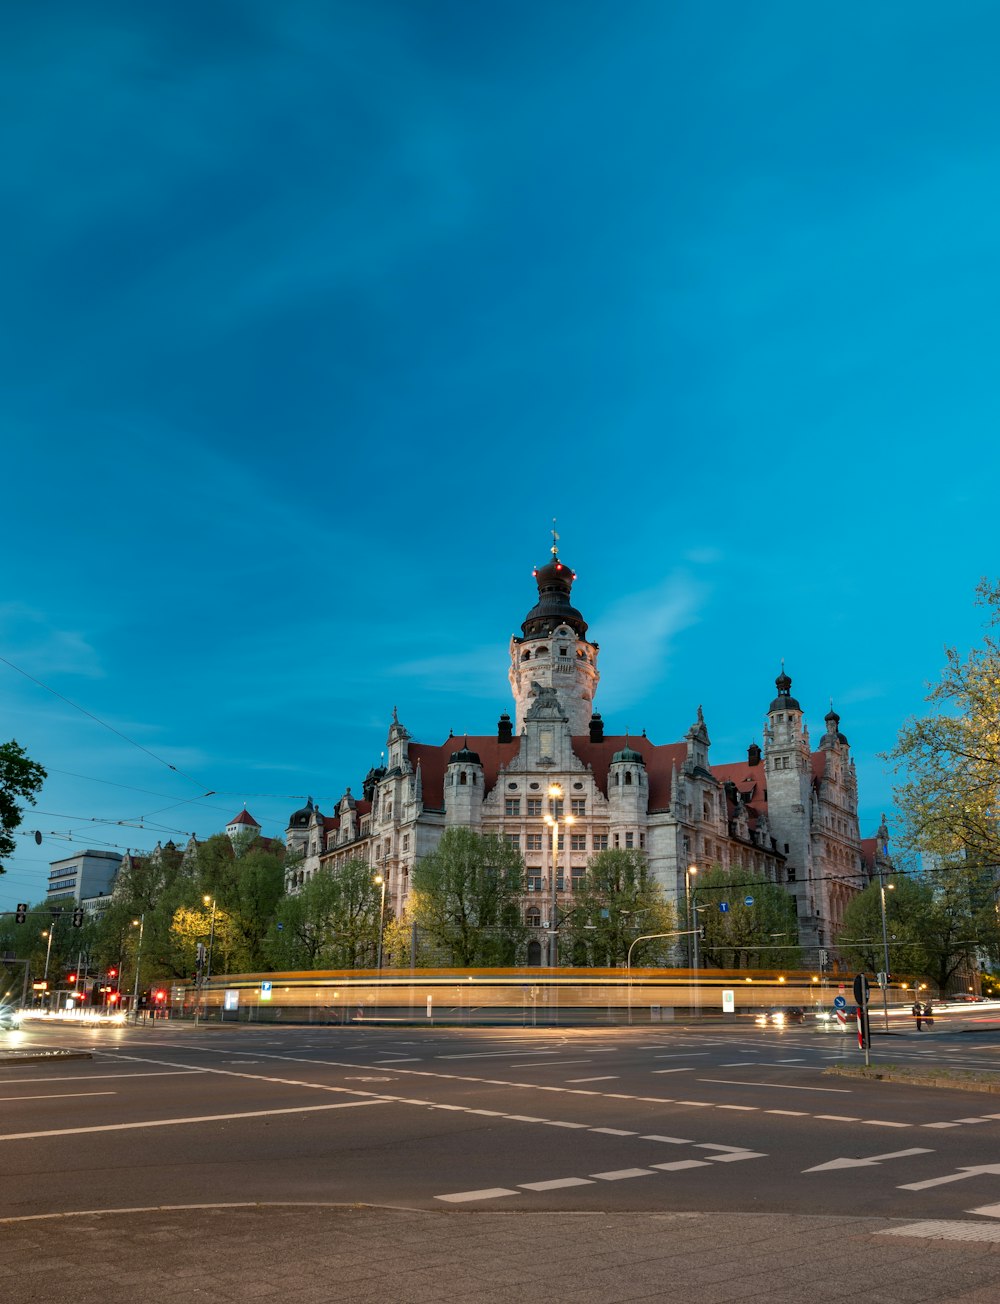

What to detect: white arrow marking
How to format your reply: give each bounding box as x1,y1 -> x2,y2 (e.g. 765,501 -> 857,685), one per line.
900,1164 -> 1000,1191
805,1148 -> 932,1173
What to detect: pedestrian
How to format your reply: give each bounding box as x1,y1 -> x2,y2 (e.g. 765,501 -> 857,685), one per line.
912,1000 -> 923,1030
923,1000 -> 933,1027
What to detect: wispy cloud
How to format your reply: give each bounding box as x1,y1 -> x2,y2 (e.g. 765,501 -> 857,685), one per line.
389,645 -> 507,700
0,603 -> 104,680
594,572 -> 707,713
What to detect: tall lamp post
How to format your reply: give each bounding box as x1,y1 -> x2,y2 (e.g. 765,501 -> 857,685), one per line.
130,914 -> 145,1022
374,874 -> 387,972
877,872 -> 894,1032
684,865 -> 699,970
544,784 -> 574,967
203,896 -> 217,982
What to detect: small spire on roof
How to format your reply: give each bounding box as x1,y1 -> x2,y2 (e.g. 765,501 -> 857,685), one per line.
551,516 -> 559,558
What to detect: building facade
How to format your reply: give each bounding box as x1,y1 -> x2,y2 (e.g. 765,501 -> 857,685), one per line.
286,547 -> 880,963
46,850 -> 122,907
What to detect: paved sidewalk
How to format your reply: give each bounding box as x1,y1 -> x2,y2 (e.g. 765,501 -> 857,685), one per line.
3,1205 -> 999,1304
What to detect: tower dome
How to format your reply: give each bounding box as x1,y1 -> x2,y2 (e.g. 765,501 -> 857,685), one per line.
520,556 -> 588,639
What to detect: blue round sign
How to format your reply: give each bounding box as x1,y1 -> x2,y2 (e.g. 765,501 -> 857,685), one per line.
744,896 -> 755,907
834,994 -> 847,1010
719,901 -> 729,913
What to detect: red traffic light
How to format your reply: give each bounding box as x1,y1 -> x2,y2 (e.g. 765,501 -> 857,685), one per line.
67,973 -> 77,983
107,967 -> 118,979
153,989 -> 167,1002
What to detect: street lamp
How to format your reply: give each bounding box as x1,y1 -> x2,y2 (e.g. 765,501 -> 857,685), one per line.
374,874 -> 387,972
544,784 -> 574,967
877,872 -> 894,1031
130,915 -> 145,1022
203,896 -> 217,983
684,865 -> 699,970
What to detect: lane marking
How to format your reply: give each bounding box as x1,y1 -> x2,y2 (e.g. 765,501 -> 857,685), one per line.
0,1099 -> 387,1142
590,1127 -> 636,1136
435,1188 -> 518,1203
651,1160 -> 711,1171
923,1122 -> 961,1129
590,1168 -> 655,1181
651,1068 -> 692,1075
519,1178 -> 594,1191
0,1092 -> 116,1101
766,1109 -> 808,1117
566,1076 -> 618,1083
676,1101 -> 713,1108
698,1079 -> 850,1094
863,1120 -> 910,1128
878,1220 -> 1000,1242
0,1071 -> 199,1085
805,1148 -> 932,1173
814,1115 -> 860,1123
641,1135 -> 693,1144
0,1201 -> 376,1225
717,1105 -> 758,1112
510,1060 -> 593,1068
706,1151 -> 766,1162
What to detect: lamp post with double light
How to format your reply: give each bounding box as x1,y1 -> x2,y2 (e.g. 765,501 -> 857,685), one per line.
374,874 -> 387,972
544,783 -> 574,967
130,914 -> 145,1022
203,895 -> 217,983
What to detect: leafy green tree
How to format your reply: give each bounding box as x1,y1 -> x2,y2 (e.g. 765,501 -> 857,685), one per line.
842,870 -> 986,998
409,829 -> 527,966
267,859 -> 386,969
568,849 -> 674,967
91,841 -> 193,986
194,834 -> 286,972
694,865 -> 801,969
0,739 -> 46,869
169,904 -> 240,979
887,579 -> 1000,895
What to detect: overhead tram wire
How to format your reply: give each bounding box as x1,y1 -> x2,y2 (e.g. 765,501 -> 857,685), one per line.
43,768 -> 235,817
0,653 -> 212,790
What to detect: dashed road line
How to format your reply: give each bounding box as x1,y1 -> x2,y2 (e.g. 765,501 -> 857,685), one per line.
566,1076 -> 618,1083
520,1177 -> 593,1191
590,1168 -> 656,1181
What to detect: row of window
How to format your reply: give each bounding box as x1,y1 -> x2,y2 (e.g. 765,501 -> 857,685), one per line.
505,798 -> 587,817
509,831 -> 643,853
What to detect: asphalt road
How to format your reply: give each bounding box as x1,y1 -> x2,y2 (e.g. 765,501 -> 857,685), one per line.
3,1018 -> 1000,1302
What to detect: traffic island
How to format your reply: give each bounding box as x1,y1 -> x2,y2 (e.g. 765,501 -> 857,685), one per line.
826,1063 -> 1000,1093
0,1049 -> 93,1065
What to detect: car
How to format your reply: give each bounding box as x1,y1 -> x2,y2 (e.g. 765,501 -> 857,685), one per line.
814,1005 -> 855,1031
755,1006 -> 806,1027
0,1005 -> 21,1031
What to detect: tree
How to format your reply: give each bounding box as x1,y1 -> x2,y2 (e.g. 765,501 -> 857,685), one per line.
0,740 -> 46,869
888,579 -> 1000,881
693,865 -> 801,969
268,859 -> 386,970
409,829 -> 527,966
194,834 -> 286,972
839,871 -> 984,997
568,849 -> 674,967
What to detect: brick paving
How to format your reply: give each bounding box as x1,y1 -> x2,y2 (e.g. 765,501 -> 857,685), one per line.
3,1206 -> 1000,1304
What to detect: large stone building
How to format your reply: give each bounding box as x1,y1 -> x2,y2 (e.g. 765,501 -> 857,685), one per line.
285,546 -> 880,964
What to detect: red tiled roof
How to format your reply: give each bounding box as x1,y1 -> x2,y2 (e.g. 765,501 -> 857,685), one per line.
570,736 -> 687,811
410,737 -> 523,810
228,809 -> 260,827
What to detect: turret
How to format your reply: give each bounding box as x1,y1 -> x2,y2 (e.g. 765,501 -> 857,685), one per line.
444,740 -> 484,829
509,536 -> 599,734
608,739 -> 646,847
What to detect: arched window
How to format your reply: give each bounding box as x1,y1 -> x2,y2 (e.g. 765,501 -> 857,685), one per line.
526,906 -> 541,928
527,939 -> 543,966
614,772 -> 620,785
625,771 -> 633,785
521,649 -> 531,660
460,771 -> 467,785
536,646 -> 548,656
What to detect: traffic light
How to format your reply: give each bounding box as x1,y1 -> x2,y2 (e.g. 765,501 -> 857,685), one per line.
107,966 -> 118,980
153,989 -> 166,1003
15,903 -> 27,924
72,907 -> 84,928
819,948 -> 829,967
67,973 -> 77,984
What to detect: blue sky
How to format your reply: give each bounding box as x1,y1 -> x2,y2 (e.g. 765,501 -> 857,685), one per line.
3,1 -> 1000,910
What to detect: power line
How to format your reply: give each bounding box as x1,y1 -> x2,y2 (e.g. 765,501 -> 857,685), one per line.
44,768 -> 235,816
0,653 -> 210,788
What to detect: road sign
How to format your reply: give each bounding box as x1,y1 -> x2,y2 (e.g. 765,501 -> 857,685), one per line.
834,994 -> 847,1010
853,973 -> 870,1006
260,980 -> 272,1002
719,901 -> 729,913
722,989 -> 735,1013
744,896 -> 754,907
